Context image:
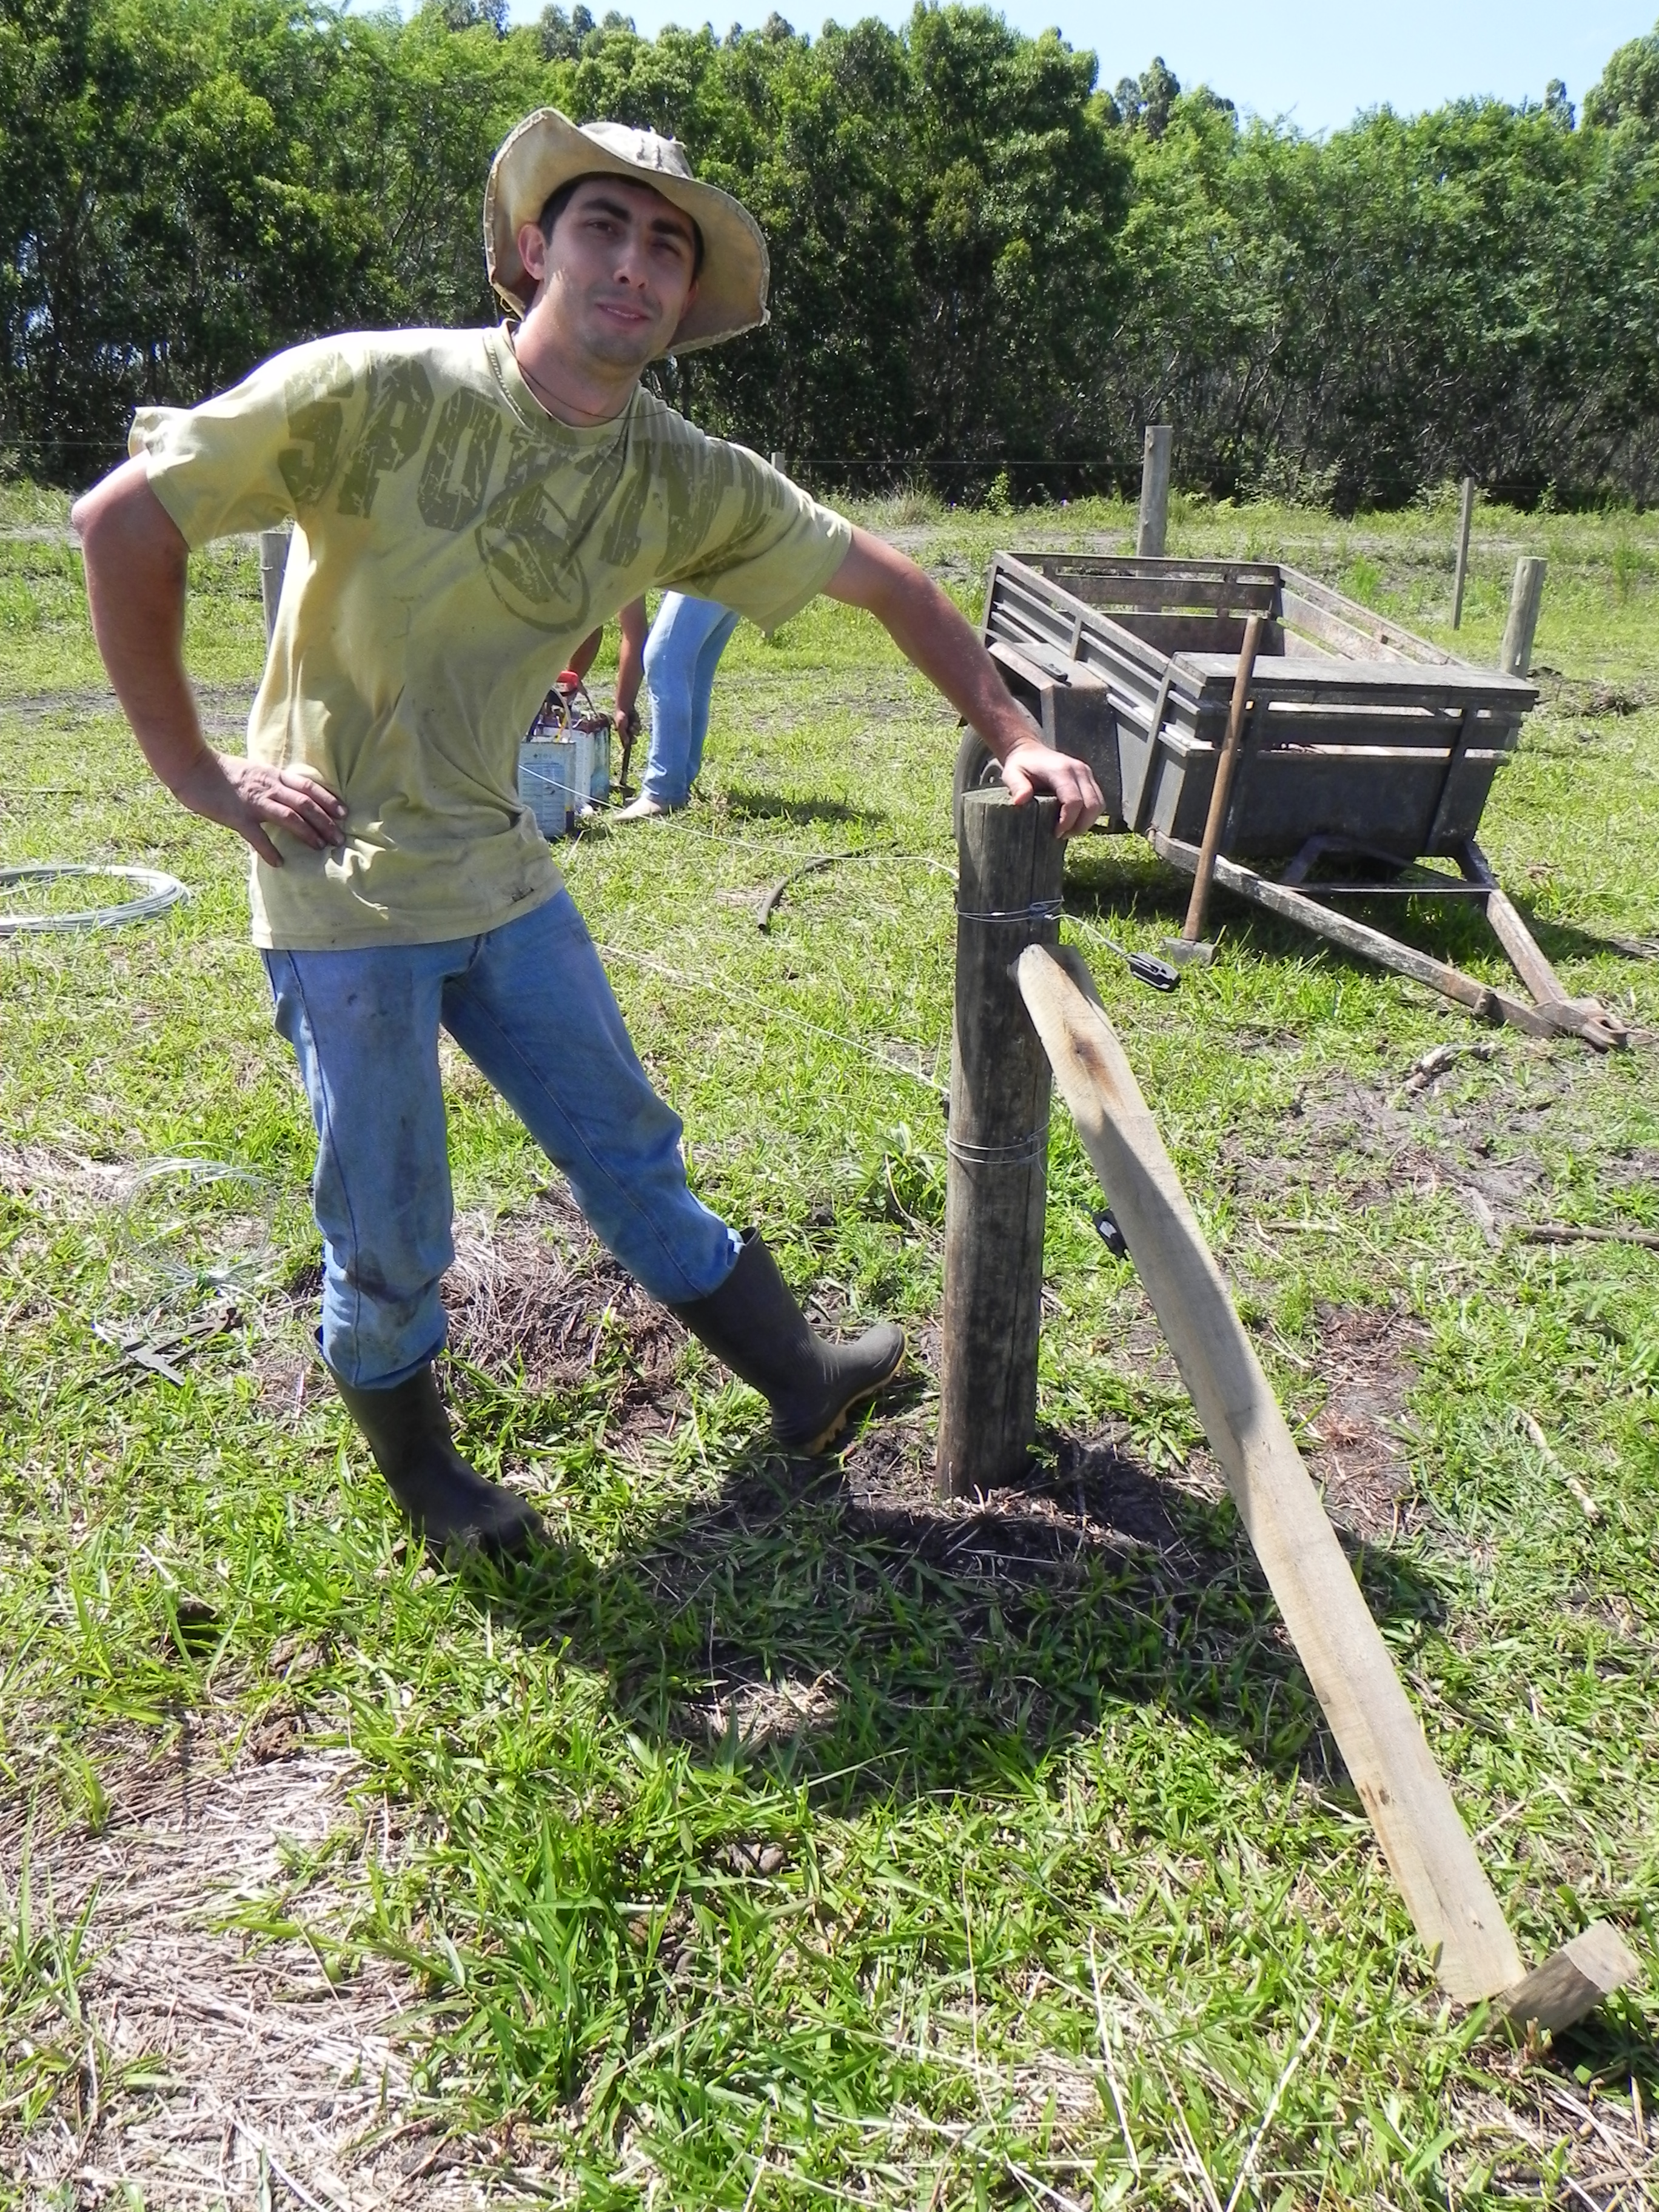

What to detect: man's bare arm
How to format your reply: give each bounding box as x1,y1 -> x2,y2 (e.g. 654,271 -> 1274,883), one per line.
822,528 -> 1102,837
72,460 -> 346,868
614,595 -> 648,731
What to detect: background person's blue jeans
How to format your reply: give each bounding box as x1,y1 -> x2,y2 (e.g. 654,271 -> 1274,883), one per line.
641,594 -> 742,806
263,890 -> 740,1389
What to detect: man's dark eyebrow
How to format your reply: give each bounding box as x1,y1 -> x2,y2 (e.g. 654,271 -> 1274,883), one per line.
576,189 -> 695,246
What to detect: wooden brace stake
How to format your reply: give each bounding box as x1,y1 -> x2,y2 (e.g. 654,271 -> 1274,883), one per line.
1016,943 -> 1640,2029
1151,833 -> 1627,1049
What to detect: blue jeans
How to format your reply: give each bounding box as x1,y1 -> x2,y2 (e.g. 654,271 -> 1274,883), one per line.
263,890 -> 740,1388
641,594 -> 742,806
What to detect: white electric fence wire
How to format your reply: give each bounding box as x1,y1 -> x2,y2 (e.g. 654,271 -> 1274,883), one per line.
571,794 -> 959,885
0,862 -> 188,934
597,940 -> 950,1098
116,1155 -> 276,1302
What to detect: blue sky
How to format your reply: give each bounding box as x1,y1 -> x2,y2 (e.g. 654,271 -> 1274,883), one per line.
507,1 -> 1655,135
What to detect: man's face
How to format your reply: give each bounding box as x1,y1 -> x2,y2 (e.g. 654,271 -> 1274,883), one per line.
517,178 -> 700,374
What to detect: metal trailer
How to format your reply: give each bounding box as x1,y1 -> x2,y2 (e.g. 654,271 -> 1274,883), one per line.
962,552 -> 1626,1050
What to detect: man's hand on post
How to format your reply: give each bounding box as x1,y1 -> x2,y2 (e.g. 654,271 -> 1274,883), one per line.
996,733 -> 1101,838
822,527 -> 1104,837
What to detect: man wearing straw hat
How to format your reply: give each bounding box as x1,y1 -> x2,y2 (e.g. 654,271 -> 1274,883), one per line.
73,110 -> 1102,1556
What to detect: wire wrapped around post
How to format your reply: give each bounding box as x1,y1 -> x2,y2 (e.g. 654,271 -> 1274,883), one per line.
936,788 -> 1062,1497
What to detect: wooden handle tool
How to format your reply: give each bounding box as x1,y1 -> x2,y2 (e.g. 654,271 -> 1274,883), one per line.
1181,611 -> 1265,945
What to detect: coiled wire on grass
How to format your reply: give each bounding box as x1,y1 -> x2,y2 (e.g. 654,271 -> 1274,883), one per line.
116,1154 -> 276,1302
0,862 -> 189,935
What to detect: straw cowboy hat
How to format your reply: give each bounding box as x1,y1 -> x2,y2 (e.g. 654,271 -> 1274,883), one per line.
484,110 -> 769,354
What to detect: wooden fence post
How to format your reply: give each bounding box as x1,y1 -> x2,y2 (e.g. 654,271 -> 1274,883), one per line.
1450,475 -> 1475,628
258,525 -> 290,647
1499,555 -> 1546,676
937,788 -> 1062,1497
1136,426 -> 1172,558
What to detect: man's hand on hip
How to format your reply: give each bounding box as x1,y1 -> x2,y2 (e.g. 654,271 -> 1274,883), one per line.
72,459 -> 345,867
174,751 -> 347,869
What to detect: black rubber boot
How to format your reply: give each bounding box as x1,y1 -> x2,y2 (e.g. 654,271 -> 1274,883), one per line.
671,1230 -> 905,1452
329,1364 -> 543,1557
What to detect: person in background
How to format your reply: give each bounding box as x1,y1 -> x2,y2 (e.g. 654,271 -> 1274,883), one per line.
566,595 -> 646,783
614,591 -> 740,820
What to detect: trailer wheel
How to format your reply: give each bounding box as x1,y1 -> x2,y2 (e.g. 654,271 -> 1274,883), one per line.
953,726 -> 1005,840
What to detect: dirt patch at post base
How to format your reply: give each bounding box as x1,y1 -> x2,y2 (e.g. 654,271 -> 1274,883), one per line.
440,1187 -> 691,1447
438,1193 -> 1432,1560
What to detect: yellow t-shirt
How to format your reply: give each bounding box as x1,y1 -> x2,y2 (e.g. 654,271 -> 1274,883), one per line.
129,326 -> 851,949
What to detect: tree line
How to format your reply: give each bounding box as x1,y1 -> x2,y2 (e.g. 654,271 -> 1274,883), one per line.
4,0 -> 1658,508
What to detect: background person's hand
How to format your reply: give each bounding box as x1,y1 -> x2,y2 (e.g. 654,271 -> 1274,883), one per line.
173,751 -> 347,868
998,736 -> 1104,839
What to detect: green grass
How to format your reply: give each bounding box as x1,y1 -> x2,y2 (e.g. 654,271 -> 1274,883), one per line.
2,489 -> 1658,2207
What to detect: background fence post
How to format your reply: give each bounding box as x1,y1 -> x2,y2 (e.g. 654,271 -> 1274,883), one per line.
1136,425 -> 1172,558
937,788 -> 1062,1498
1499,555 -> 1546,677
258,525 -> 290,648
1451,475 -> 1475,628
